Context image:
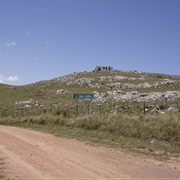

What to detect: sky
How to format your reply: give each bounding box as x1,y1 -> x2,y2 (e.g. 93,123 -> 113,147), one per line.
0,0 -> 180,85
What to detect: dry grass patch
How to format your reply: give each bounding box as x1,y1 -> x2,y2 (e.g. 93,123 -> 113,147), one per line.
0,112 -> 179,160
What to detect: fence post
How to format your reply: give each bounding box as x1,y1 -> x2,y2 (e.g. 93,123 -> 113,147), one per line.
112,102 -> 115,113
87,104 -> 89,115
165,97 -> 168,110
98,104 -> 102,114
75,99 -> 79,117
67,105 -> 70,115
177,98 -> 180,112
89,100 -> 93,114
143,101 -> 146,114
127,101 -> 129,113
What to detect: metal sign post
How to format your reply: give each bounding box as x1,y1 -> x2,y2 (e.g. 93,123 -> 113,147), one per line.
75,99 -> 79,118
74,94 -> 94,117
143,101 -> 146,114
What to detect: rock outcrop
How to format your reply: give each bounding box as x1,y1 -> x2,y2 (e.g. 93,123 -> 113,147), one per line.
93,91 -> 180,102
57,76 -> 94,86
15,99 -> 39,108
88,79 -> 175,90
93,66 -> 113,72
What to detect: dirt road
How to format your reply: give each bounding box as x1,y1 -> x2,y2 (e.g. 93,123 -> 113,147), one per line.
0,126 -> 179,179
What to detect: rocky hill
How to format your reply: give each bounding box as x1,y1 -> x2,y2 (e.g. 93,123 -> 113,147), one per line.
0,66 -> 180,116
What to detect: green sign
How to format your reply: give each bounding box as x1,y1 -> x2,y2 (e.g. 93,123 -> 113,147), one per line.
74,93 -> 94,100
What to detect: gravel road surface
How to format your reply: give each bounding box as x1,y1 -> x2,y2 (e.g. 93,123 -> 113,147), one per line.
0,126 -> 179,179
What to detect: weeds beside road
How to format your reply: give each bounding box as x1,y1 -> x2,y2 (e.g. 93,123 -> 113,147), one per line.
0,113 -> 179,160
0,159 -> 4,179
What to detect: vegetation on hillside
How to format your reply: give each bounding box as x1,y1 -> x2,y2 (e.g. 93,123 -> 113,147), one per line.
0,69 -> 180,118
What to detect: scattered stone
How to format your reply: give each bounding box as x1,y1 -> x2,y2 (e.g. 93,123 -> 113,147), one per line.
57,76 -> 94,86
15,99 -> 39,108
56,89 -> 68,94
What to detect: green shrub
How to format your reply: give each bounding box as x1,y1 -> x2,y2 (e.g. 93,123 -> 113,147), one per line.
38,119 -> 46,125
74,116 -> 102,130
54,109 -> 70,118
54,118 -> 66,126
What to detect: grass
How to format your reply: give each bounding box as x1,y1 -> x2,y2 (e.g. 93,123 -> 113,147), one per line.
0,112 -> 179,160
0,159 -> 4,179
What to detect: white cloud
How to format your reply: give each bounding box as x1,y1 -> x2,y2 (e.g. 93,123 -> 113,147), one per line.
0,75 -> 21,84
7,75 -> 20,82
6,42 -> 17,47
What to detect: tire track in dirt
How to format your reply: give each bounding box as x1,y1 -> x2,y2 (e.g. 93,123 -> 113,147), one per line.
0,126 -> 179,179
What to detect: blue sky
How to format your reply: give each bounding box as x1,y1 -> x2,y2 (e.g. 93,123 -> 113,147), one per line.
0,0 -> 180,85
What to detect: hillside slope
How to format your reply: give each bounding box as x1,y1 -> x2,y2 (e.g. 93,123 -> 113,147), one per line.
0,66 -> 180,116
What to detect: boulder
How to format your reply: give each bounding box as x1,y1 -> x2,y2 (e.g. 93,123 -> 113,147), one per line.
93,66 -> 113,72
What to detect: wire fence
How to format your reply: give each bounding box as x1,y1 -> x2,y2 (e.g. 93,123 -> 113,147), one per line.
1,99 -> 179,118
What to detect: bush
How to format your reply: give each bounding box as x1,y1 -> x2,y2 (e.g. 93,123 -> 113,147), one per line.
54,118 -> 66,126
54,109 -> 70,118
74,116 -> 102,130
